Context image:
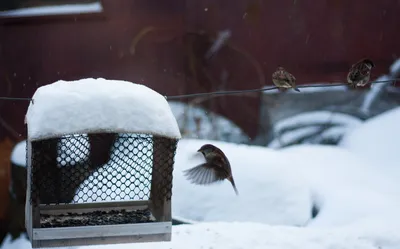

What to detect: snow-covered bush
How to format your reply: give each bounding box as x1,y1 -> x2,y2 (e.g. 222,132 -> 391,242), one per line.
168,101 -> 250,144
268,111 -> 363,148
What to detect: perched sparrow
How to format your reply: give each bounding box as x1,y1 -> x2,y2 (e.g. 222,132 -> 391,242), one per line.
183,144 -> 239,195
347,58 -> 375,87
272,67 -> 300,92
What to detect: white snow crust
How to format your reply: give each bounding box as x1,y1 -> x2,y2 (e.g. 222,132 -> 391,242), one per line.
25,78 -> 181,140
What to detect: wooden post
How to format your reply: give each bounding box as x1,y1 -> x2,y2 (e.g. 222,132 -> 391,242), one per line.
149,137 -> 173,222
26,141 -> 33,239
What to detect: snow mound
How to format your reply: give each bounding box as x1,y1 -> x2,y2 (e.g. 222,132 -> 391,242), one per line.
269,126 -> 319,148
11,140 -> 27,167
269,111 -> 362,148
340,107 -> 400,177
280,145 -> 400,227
172,139 -> 312,226
25,78 -> 181,140
172,139 -> 400,227
273,111 -> 362,133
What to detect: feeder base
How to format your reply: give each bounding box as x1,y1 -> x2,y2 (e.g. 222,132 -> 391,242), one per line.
31,222 -> 171,248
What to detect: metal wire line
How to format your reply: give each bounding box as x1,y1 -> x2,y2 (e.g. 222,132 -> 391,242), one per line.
166,78 -> 398,99
0,78 -> 398,103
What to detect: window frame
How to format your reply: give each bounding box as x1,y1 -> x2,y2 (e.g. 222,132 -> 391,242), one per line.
0,0 -> 105,24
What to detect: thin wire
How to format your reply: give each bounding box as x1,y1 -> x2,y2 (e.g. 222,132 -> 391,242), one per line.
0,96 -> 34,103
0,78 -> 398,102
167,87 -> 275,100
166,78 -> 398,100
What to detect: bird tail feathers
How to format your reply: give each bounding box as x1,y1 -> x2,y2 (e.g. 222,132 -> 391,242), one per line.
229,177 -> 239,195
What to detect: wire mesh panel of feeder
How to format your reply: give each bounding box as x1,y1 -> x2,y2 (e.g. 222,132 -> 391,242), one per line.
24,79 -> 181,248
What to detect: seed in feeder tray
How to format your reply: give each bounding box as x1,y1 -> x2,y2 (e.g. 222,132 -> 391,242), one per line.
40,208 -> 154,228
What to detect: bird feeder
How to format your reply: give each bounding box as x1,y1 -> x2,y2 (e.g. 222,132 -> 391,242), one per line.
24,78 -> 181,248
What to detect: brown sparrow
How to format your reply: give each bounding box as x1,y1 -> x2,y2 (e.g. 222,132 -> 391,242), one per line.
347,58 -> 375,87
272,67 -> 300,92
183,144 -> 239,195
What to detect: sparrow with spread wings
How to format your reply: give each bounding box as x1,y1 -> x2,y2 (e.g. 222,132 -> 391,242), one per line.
183,144 -> 239,195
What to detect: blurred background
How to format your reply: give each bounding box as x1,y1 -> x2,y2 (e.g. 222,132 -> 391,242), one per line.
1,0 -> 400,246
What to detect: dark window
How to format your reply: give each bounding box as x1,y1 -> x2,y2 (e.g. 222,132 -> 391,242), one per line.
0,0 -> 101,15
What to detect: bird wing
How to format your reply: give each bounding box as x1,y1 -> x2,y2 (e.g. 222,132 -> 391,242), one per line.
347,70 -> 354,83
288,72 -> 296,81
183,162 -> 229,185
272,70 -> 279,79
288,73 -> 296,87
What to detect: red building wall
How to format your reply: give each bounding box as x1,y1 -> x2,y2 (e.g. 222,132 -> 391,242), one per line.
1,0 -> 400,217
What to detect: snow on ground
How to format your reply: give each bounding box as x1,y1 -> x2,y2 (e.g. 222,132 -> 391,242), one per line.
280,144 -> 400,227
94,221 -> 400,249
2,235 -> 33,249
172,139 -> 312,226
0,2 -> 102,17
4,221 -> 400,249
10,140 -> 26,167
340,106 -> 400,178
4,104 -> 400,249
25,78 -> 181,141
173,139 -> 400,227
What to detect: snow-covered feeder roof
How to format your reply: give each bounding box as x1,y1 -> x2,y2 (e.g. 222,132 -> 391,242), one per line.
25,78 -> 181,141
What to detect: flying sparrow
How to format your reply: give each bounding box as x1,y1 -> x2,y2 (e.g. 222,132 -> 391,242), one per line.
272,67 -> 300,92
347,58 -> 375,87
183,144 -> 239,195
